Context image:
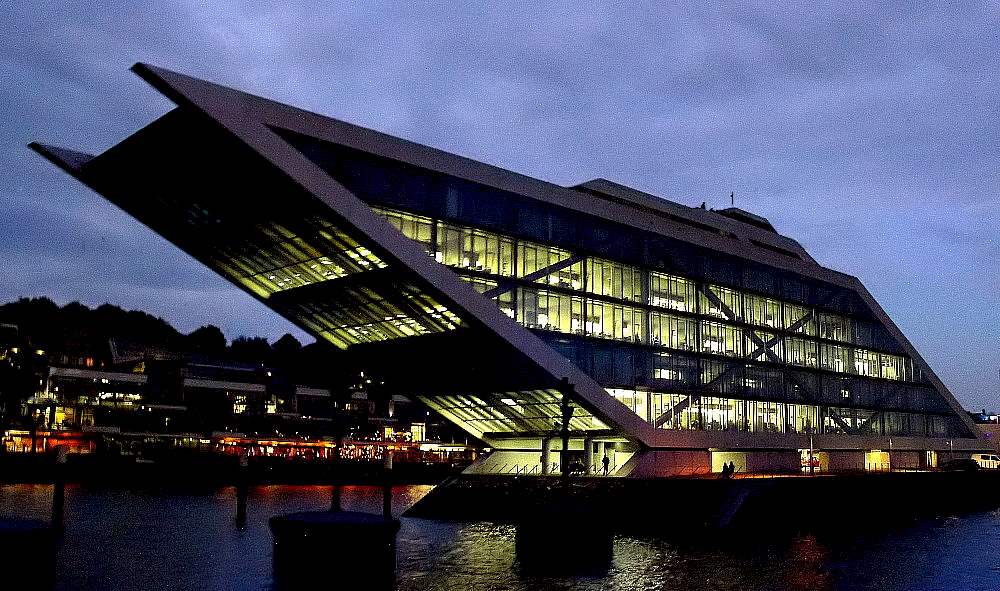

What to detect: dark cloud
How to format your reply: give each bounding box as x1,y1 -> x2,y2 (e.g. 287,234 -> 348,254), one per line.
2,1 -> 997,408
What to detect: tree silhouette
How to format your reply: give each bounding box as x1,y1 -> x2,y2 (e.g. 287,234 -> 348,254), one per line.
229,336 -> 273,365
186,325 -> 227,356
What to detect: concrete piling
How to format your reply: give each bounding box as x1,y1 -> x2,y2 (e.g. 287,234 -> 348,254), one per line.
51,446 -> 67,528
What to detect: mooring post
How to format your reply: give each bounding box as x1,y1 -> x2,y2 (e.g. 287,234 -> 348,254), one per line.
382,450 -> 393,518
331,386 -> 351,512
236,448 -> 249,526
51,445 -> 67,528
331,432 -> 342,512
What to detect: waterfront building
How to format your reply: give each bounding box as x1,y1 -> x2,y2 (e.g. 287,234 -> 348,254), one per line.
3,332 -> 452,457
31,64 -> 991,477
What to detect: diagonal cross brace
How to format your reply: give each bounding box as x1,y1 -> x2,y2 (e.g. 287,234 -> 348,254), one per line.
746,310 -> 814,361
700,286 -> 782,364
653,394 -> 699,428
482,253 -> 586,299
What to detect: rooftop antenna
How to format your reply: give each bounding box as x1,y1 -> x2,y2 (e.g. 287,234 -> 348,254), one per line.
731,192 -> 734,206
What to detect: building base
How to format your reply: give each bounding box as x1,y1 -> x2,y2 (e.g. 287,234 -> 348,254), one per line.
405,471 -> 1000,534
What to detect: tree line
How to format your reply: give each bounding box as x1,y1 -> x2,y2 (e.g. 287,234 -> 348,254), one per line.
0,297 -> 344,381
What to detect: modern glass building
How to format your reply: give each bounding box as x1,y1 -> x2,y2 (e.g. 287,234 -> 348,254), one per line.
32,64 -> 989,477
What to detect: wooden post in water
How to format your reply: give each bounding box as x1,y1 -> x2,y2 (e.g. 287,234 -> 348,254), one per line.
382,450 -> 393,518
236,448 -> 249,527
331,386 -> 350,512
331,431 -> 343,512
51,445 -> 67,528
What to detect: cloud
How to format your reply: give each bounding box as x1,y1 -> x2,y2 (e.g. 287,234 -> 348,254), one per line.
1,1 -> 998,408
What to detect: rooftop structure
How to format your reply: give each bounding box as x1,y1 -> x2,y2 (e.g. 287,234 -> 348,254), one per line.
31,64 -> 989,477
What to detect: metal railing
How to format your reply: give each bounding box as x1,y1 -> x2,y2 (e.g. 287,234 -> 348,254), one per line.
482,460 -> 619,476
482,460 -> 936,477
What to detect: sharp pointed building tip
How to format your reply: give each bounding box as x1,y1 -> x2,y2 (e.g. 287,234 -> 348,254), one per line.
28,143 -> 95,173
130,62 -> 164,79
131,62 -> 185,85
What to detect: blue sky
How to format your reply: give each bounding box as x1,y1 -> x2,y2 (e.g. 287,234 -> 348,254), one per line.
1,1 -> 997,410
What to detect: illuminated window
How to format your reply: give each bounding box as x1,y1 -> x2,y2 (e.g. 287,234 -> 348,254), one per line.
784,337 -> 818,368
701,321 -> 742,356
518,243 -> 580,288
699,286 -> 741,320
653,353 -> 696,387
880,353 -> 906,381
585,300 -> 644,342
820,343 -> 848,372
818,312 -> 852,342
744,293 -> 783,328
783,303 -> 816,335
218,219 -> 388,299
649,312 -> 697,350
608,388 -> 648,422
854,349 -> 881,378
378,209 -> 435,254
588,258 -> 643,301
518,288 -> 583,334
650,272 -> 695,311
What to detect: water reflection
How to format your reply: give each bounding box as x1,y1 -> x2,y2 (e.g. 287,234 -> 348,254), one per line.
780,534 -> 831,591
2,484 -> 1000,590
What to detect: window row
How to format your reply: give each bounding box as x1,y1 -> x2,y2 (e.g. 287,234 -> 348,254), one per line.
221,219 -> 387,299
607,390 -> 970,438
291,135 -> 880,323
463,279 -> 912,382
548,340 -> 936,412
378,207 -> 895,351
423,390 -> 608,438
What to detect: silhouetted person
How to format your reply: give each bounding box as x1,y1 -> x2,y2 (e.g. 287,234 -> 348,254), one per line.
602,454 -> 610,476
719,463 -> 731,479
728,461 -> 736,477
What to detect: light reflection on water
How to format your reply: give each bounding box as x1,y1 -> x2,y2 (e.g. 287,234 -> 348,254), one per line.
3,484 -> 1000,590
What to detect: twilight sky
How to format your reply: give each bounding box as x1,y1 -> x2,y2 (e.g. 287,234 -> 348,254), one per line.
1,2 -> 997,410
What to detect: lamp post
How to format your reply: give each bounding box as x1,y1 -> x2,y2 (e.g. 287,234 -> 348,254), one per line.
330,383 -> 352,512
558,378 -> 575,490
808,435 -> 815,476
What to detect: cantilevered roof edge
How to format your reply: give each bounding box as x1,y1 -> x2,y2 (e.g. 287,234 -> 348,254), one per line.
841,276 -> 986,441
127,63 -> 657,446
131,64 -> 845,290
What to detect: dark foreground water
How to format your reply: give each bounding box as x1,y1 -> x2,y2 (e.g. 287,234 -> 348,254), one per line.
3,483 -> 1000,590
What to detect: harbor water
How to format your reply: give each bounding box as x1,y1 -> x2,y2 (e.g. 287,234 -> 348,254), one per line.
3,483 -> 1000,590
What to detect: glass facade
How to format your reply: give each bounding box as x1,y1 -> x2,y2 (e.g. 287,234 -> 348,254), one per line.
201,212 -> 463,350
38,69 -> 985,475
270,126 -> 974,440
419,389 -> 607,440
371,204 -> 969,439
